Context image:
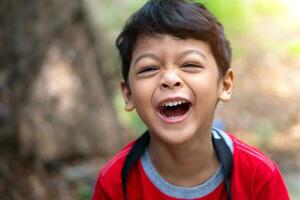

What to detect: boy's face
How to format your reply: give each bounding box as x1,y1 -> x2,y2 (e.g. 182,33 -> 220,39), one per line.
121,34 -> 233,145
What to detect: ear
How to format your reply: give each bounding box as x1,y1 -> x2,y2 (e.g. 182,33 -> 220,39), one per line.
219,68 -> 234,102
121,80 -> 135,111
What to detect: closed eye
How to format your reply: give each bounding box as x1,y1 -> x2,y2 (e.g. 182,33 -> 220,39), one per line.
137,66 -> 158,74
182,63 -> 202,68
181,63 -> 203,72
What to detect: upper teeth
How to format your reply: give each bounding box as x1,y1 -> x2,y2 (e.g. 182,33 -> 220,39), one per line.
162,100 -> 186,107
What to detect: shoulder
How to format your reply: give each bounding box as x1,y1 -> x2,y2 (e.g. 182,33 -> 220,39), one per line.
228,134 -> 289,198
99,141 -> 134,178
229,134 -> 276,172
92,141 -> 136,199
92,141 -> 135,200
95,141 -> 135,190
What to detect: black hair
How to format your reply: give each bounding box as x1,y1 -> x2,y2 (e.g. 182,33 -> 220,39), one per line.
116,0 -> 232,83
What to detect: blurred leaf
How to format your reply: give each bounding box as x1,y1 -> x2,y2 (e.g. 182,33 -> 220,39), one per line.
197,0 -> 253,34
77,182 -> 92,200
254,0 -> 285,16
287,40 -> 300,55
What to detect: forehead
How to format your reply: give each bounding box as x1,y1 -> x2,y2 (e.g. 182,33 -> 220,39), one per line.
130,34 -> 216,67
132,34 -> 213,58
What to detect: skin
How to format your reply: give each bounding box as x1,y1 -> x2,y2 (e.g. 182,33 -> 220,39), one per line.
121,34 -> 234,187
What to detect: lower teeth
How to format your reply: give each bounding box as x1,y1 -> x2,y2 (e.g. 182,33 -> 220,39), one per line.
168,115 -> 181,119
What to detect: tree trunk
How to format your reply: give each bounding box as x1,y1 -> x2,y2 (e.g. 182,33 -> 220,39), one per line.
0,0 -> 123,163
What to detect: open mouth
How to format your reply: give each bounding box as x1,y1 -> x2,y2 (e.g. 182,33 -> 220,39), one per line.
158,100 -> 191,121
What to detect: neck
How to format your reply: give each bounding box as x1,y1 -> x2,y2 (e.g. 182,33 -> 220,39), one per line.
148,129 -> 219,187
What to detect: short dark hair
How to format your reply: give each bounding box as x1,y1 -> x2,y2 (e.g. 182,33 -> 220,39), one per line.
116,0 -> 232,82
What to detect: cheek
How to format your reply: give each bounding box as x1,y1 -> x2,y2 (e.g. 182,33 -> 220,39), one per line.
130,80 -> 155,105
186,75 -> 218,94
130,82 -> 157,125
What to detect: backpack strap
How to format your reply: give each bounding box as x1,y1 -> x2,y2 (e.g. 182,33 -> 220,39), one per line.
121,129 -> 233,200
212,129 -> 233,200
121,131 -> 150,200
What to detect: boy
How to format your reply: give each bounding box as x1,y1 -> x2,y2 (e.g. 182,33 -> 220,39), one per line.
92,0 -> 289,199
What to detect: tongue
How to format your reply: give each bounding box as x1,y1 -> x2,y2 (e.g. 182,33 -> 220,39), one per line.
162,104 -> 189,118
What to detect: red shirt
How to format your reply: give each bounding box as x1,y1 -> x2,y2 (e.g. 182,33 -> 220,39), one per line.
92,133 -> 289,200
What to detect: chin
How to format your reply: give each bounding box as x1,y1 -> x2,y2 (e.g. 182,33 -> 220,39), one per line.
151,127 -> 198,145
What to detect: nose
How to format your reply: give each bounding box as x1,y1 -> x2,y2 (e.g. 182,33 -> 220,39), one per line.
159,70 -> 182,90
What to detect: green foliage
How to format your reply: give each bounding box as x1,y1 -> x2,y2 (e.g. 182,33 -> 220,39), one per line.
197,0 -> 250,34
287,39 -> 300,56
254,0 -> 285,16
77,182 -> 92,200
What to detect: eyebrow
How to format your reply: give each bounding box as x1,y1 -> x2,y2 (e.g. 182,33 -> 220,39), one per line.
133,53 -> 160,65
180,49 -> 207,60
133,49 -> 206,65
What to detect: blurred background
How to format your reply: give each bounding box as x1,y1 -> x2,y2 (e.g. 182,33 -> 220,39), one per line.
0,0 -> 299,199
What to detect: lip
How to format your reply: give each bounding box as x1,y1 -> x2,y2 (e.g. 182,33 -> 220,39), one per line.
157,96 -> 191,107
156,96 -> 192,124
